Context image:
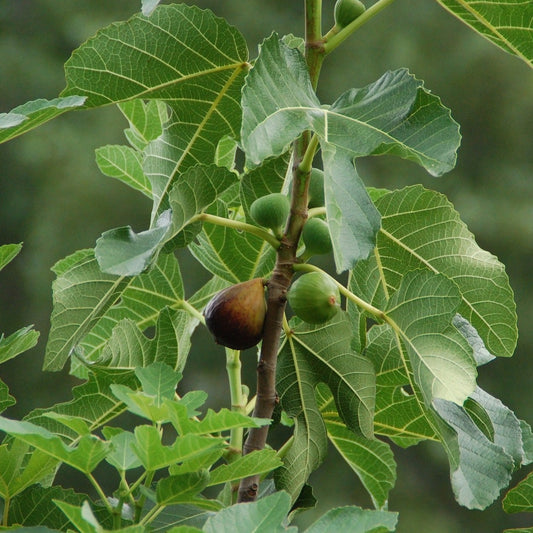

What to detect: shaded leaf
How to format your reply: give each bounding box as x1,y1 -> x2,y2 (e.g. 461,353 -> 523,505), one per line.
0,381 -> 15,413
0,440 -> 58,499
95,145 -> 151,197
322,147 -> 380,272
276,313 -> 375,500
44,249 -> 129,372
119,99 -> 169,149
168,164 -> 238,247
366,324 -> 437,447
503,470 -> 533,513
94,308 -> 190,372
190,200 -> 275,283
26,370 -> 138,443
316,384 -> 396,510
9,485 -> 86,529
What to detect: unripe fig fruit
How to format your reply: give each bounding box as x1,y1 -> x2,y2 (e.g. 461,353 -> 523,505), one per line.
288,272 -> 340,324
302,218 -> 333,256
308,168 -> 325,208
334,0 -> 366,28
250,193 -> 290,233
204,278 -> 267,350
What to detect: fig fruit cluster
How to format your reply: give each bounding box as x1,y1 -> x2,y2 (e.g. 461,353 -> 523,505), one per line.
288,272 -> 340,324
204,278 -> 267,350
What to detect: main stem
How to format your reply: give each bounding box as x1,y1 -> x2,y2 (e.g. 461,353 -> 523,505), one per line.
237,0 -> 325,503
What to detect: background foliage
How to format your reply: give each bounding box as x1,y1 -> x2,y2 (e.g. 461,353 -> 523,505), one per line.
0,1 -> 532,531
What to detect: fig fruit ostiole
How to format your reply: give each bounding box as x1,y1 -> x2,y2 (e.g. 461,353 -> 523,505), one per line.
287,272 -> 341,324
203,278 -> 267,350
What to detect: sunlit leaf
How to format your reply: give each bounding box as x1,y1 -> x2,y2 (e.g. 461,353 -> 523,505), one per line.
0,325 -> 39,365
433,398 -> 514,510
242,35 -> 460,270
386,270 -> 477,405
435,0 -> 533,67
305,505 -> 398,533
352,185 -> 517,359
0,417 -> 109,474
203,491 -> 297,533
0,440 -> 58,499
95,210 -> 172,276
0,97 -> 86,144
103,430 -> 142,471
131,425 -> 225,471
0,242 -> 22,271
207,450 -> 282,487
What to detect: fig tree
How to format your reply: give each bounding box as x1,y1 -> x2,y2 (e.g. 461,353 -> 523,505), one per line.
250,193 -> 290,234
334,0 -> 366,29
302,218 -> 332,256
204,278 -> 267,350
308,168 -> 325,208
287,272 -> 340,324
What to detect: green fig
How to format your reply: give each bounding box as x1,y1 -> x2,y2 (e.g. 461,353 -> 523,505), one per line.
308,168 -> 325,208
250,193 -> 290,234
334,0 -> 366,29
204,278 -> 267,350
288,272 -> 340,324
302,218 -> 332,256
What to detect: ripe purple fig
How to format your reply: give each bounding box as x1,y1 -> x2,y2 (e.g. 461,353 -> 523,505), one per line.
203,278 -> 267,350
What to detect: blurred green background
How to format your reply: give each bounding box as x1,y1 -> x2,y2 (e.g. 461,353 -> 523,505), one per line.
0,1 -> 532,531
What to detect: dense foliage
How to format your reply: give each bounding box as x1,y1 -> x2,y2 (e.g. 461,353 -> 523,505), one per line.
0,1 -> 532,531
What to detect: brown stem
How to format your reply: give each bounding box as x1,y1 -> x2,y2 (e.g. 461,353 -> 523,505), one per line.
237,0 -> 325,503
